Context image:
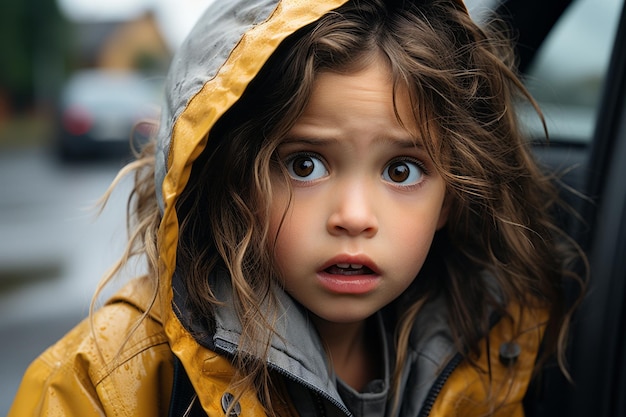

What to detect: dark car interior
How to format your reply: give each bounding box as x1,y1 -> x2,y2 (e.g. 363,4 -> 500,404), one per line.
493,0 -> 626,415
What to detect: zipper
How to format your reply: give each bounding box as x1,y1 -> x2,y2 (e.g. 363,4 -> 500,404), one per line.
314,391 -> 328,417
214,339 -> 353,417
268,360 -> 352,417
416,353 -> 464,417
183,394 -> 199,417
415,312 -> 503,417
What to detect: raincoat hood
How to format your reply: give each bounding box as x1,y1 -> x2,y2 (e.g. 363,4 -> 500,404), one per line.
153,1 -> 353,365
153,2 -> 392,413
152,3 -> 357,406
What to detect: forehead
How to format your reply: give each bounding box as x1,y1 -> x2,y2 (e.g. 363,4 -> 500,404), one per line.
292,64 -> 422,146
309,56 -> 422,129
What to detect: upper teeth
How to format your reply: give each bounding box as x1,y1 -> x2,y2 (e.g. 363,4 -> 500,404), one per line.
336,263 -> 363,269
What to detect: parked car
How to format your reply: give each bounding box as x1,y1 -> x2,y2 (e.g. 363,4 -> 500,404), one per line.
485,0 -> 626,415
55,69 -> 161,160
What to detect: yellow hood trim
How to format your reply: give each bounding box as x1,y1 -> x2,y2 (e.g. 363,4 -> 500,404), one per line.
157,0 -> 349,386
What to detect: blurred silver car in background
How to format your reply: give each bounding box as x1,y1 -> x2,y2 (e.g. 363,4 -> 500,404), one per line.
56,69 -> 161,160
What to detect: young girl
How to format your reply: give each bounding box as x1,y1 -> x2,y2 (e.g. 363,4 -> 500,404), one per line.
10,0 -> 583,416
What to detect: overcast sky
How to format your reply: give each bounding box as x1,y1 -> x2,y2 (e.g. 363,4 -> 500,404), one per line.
56,0 -> 215,50
57,0 -> 150,21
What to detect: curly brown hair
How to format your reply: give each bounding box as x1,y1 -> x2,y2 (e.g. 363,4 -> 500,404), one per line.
97,0 -> 584,414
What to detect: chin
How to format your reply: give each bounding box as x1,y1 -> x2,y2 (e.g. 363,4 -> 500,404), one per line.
312,308 -> 377,325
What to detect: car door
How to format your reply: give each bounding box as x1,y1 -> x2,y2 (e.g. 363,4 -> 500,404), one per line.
567,0 -> 626,414
498,0 -> 626,415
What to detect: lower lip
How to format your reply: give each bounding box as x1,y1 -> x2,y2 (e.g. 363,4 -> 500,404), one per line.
317,272 -> 380,295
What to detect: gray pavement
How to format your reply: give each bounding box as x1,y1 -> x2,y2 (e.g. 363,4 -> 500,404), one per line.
0,147 -> 140,415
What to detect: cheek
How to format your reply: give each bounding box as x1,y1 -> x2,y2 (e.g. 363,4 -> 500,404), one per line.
270,200 -> 306,253
389,199 -> 446,272
268,181 -> 297,270
269,191 -> 324,283
269,213 -> 299,286
268,169 -> 290,234
393,219 -> 436,270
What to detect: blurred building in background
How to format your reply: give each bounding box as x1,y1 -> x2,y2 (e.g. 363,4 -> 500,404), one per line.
71,12 -> 170,74
0,0 -> 210,148
94,12 -> 169,73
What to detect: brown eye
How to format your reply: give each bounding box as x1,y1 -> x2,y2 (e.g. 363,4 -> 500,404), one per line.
382,159 -> 425,186
286,153 -> 328,181
387,162 -> 410,182
292,156 -> 314,177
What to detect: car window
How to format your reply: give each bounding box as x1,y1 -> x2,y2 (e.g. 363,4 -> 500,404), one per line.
521,0 -> 622,143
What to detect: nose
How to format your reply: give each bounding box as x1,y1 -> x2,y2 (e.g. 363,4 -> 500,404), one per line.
326,180 -> 379,238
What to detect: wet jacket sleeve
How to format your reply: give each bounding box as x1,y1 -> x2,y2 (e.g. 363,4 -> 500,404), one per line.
8,299 -> 174,417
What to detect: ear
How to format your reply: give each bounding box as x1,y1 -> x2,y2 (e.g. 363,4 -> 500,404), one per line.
436,193 -> 452,230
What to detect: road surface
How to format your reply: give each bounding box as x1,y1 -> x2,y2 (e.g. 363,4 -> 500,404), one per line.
0,147 -> 139,414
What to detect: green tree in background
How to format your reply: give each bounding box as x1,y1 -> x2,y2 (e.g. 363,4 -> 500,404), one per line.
0,0 -> 69,115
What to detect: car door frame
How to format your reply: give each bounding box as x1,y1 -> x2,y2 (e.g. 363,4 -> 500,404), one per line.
515,0 -> 626,415
567,0 -> 626,414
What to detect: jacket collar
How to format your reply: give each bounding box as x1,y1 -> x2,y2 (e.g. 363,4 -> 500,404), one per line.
171,267 -> 461,416
172,268 -> 382,413
210,269 -> 338,393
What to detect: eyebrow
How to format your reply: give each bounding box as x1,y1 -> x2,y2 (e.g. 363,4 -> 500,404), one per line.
280,137 -> 336,146
281,135 -> 425,149
382,136 -> 425,149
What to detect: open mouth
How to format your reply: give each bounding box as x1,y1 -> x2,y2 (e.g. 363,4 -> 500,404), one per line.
324,263 -> 375,276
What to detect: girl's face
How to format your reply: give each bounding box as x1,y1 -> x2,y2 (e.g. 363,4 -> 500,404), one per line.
270,57 -> 449,326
